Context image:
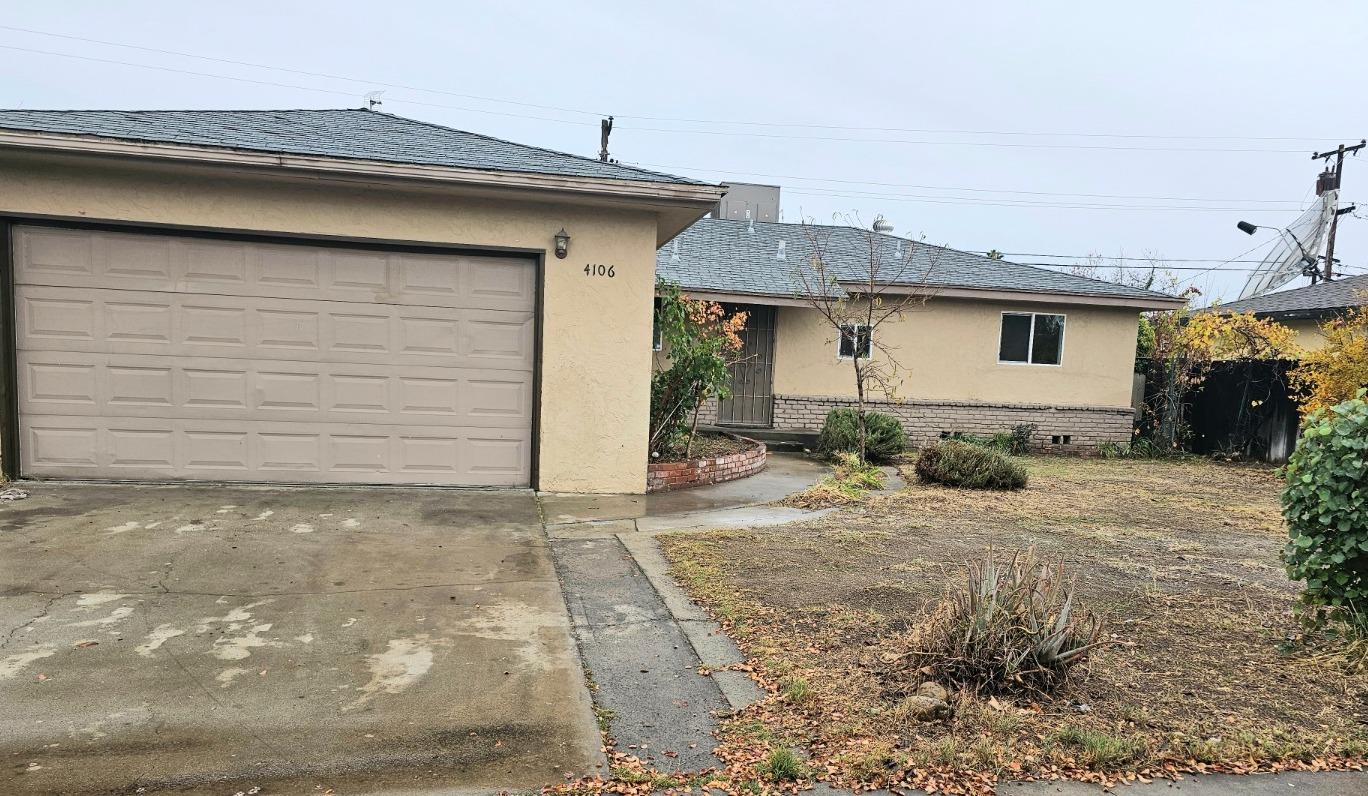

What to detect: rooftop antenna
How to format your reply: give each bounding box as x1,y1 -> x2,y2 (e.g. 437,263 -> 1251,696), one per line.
364,91 -> 384,111
599,116 -> 614,163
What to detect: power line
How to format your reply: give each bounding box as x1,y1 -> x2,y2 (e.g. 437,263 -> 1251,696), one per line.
782,188 -> 1306,212
0,24 -> 1350,145
0,44 -> 600,127
0,38 -> 1326,154
984,252 -> 1277,263
627,161 -> 1305,204
0,25 -> 609,119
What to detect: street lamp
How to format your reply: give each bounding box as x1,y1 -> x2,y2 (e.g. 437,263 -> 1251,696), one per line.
1236,220 -> 1321,279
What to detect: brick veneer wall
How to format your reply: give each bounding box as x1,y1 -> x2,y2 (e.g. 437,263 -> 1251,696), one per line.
647,436 -> 767,492
771,394 -> 1134,453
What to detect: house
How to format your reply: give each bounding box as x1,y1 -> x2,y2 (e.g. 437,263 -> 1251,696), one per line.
657,200 -> 1184,451
0,108 -> 724,493
1209,273 -> 1368,351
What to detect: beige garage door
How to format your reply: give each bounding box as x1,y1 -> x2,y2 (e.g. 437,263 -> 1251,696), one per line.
13,226 -> 536,486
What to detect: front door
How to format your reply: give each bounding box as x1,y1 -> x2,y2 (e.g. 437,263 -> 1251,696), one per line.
717,304 -> 775,427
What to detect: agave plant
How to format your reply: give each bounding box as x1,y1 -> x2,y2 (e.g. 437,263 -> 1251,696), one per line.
913,547 -> 1108,695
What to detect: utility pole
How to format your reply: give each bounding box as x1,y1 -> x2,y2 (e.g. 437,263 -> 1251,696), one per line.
599,116 -> 614,163
1311,139 -> 1365,280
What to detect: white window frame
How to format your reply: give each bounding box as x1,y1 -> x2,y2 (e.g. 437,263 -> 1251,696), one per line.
997,311 -> 1067,367
836,323 -> 872,360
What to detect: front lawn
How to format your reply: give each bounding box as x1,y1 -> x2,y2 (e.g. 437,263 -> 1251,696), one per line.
659,456 -> 1368,795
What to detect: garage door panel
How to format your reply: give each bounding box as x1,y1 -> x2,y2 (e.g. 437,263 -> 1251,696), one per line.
15,227 -> 535,312
17,285 -> 533,371
19,352 -> 533,428
21,416 -> 531,485
14,226 -> 536,487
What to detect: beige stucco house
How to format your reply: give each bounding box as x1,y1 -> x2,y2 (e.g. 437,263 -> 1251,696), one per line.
0,109 -> 723,493
658,216 -> 1184,451
1210,273 -> 1368,352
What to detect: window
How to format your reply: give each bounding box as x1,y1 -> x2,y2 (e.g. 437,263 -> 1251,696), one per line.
652,298 -> 663,351
838,323 -> 872,359
998,312 -> 1065,365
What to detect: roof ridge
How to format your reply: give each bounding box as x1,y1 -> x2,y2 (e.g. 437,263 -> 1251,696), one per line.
0,107 -> 362,114
367,109 -> 700,184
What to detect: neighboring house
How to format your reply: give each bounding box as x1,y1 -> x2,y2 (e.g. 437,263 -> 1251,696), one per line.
1208,274 -> 1368,351
0,108 -> 723,493
657,213 -> 1184,451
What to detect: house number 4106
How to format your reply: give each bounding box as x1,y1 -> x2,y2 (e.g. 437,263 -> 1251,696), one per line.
584,263 -> 615,277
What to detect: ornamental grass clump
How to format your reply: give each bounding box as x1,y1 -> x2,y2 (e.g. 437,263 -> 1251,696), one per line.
914,439 -> 1027,490
906,547 -> 1107,695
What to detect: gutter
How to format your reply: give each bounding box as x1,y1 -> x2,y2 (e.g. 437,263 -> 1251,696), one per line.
668,285 -> 1185,311
0,129 -> 727,207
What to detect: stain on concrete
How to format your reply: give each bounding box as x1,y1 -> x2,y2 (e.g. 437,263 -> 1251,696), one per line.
134,624 -> 185,657
0,645 -> 56,679
346,635 -> 441,710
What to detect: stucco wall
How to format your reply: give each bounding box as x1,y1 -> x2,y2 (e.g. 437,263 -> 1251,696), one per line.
772,299 -> 1141,408
0,152 -> 660,493
1282,318 -> 1328,352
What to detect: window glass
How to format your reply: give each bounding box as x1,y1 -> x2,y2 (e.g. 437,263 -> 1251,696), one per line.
1031,314 -> 1065,365
839,324 -> 871,358
652,298 -> 663,351
998,314 -> 1032,362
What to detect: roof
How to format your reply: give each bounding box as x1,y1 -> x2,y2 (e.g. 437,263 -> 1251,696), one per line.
0,108 -> 705,185
656,217 -> 1181,306
1212,274 -> 1368,318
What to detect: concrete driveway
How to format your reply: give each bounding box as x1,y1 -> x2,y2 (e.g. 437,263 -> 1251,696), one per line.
0,483 -> 601,795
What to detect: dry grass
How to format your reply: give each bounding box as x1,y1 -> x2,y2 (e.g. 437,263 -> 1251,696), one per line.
658,456 -> 1368,794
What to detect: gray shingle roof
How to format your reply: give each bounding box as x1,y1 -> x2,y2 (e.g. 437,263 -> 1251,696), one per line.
1212,274 -> 1368,318
657,217 -> 1180,304
0,108 -> 704,185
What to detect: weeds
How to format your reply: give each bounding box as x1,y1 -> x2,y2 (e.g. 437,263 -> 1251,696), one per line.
1049,726 -> 1146,769
758,747 -> 806,782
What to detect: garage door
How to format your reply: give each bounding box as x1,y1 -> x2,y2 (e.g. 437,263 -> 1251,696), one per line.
12,226 -> 536,486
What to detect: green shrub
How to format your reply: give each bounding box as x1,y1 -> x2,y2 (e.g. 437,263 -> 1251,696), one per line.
914,440 -> 1028,490
908,547 -> 1106,695
943,424 -> 1036,456
816,408 -> 907,463
1282,390 -> 1368,617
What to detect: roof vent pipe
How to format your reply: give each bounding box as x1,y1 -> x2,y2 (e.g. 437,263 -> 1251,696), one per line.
746,209 -> 755,234
872,215 -> 894,234
776,240 -> 787,261
670,240 -> 681,262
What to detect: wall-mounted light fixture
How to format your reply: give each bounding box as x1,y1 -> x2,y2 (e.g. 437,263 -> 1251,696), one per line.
553,228 -> 571,259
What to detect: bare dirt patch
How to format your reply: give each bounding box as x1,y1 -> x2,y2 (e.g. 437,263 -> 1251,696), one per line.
658,457 -> 1368,795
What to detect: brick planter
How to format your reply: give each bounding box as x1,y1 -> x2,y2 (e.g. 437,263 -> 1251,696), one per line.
647,435 -> 767,493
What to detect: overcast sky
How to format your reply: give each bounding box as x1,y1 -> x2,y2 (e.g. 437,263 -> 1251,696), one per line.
3,1 -> 1365,303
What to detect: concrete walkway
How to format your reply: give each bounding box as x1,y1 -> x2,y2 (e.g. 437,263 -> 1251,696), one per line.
543,453 -> 827,773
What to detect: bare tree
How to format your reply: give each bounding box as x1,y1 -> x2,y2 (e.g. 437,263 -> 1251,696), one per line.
791,214 -> 940,461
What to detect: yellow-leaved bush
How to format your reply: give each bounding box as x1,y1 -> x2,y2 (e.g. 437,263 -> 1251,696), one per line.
1291,304 -> 1368,417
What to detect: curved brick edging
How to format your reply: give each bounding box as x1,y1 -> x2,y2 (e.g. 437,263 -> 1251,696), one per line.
646,436 -> 767,493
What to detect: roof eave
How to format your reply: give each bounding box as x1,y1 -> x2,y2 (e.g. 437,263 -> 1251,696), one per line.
0,129 -> 726,225
835,281 -> 1186,310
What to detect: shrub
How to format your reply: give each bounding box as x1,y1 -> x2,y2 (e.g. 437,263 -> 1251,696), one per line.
816,408 -> 907,463
1282,390 -> 1368,617
908,547 -> 1106,695
914,440 -> 1028,490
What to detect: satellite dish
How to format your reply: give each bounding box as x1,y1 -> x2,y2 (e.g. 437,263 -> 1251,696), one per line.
1237,189 -> 1336,300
